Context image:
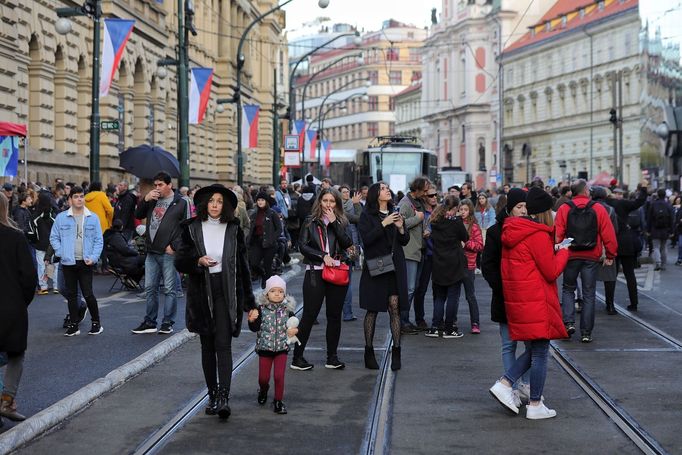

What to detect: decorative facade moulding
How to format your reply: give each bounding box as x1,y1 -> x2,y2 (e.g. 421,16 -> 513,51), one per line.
516,93 -> 525,103
529,90 -> 538,100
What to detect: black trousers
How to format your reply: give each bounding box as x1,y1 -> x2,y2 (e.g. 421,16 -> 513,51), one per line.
294,270 -> 348,359
61,261 -> 100,324
249,237 -> 275,281
199,274 -> 233,391
617,256 -> 639,307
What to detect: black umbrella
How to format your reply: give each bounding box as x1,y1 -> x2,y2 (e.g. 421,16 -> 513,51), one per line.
119,145 -> 180,179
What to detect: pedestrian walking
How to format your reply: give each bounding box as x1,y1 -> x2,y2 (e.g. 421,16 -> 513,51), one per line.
358,183 -> 410,370
489,186 -> 570,420
459,199 -> 483,334
291,188 -> 352,371
482,188 -> 531,406
425,195 -> 469,339
29,192 -> 58,295
247,192 -> 282,289
0,192 -> 37,425
555,179 -> 617,342
132,171 -> 189,335
647,188 -> 674,271
475,193 -> 496,231
412,185 -> 439,330
591,187 -> 619,315
248,276 -> 298,415
49,186 -> 104,336
174,184 -> 257,420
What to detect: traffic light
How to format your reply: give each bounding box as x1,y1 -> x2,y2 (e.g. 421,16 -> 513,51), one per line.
609,108 -> 617,125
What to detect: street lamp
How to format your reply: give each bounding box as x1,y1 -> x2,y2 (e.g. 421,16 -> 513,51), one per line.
288,30 -> 362,130
235,0 -> 330,187
56,0 -> 102,184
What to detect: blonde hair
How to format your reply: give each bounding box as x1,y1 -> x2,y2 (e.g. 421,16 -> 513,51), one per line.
532,209 -> 554,228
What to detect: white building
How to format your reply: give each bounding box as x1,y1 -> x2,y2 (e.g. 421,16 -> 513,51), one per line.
393,81 -> 423,139
421,0 -> 544,190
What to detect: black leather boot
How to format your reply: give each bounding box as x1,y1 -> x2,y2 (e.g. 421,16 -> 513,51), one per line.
258,385 -> 269,405
273,400 -> 287,414
364,346 -> 379,370
391,346 -> 401,371
606,303 -> 617,315
216,385 -> 231,419
205,386 -> 218,415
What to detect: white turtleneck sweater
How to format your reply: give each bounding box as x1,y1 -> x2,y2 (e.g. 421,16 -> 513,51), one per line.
202,216 -> 227,273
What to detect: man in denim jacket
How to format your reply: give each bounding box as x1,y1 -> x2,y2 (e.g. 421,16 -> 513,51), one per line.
50,186 -> 104,337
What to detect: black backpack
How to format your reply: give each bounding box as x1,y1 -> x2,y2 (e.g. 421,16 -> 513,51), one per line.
652,202 -> 671,229
627,209 -> 642,231
566,200 -> 598,251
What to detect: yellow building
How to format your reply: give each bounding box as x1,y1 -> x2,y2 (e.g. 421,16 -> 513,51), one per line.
0,0 -> 288,186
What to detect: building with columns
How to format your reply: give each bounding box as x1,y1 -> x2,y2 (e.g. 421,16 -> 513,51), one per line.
420,0 -> 544,191
0,0 -> 288,187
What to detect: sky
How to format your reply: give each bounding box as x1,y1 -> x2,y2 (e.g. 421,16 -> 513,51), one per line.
639,0 -> 682,50
282,0 -> 440,33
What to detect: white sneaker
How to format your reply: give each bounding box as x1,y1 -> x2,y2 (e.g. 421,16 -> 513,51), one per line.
489,381 -> 519,414
526,402 -> 557,420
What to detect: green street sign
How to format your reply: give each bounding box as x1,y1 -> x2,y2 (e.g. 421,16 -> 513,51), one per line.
101,120 -> 120,131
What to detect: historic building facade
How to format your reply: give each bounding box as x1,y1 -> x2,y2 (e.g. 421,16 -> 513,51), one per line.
393,81 -> 423,139
0,0 -> 288,186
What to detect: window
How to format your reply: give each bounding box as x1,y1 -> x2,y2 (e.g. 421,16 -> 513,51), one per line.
389,71 -> 402,85
368,96 -> 379,110
387,47 -> 399,61
368,70 -> 379,85
409,47 -> 421,63
461,124 -> 466,143
389,97 -> 395,111
368,122 -> 379,137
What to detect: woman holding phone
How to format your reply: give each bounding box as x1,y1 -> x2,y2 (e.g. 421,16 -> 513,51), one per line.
175,184 -> 257,420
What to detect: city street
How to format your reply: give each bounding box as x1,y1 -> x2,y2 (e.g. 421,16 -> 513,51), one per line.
3,253 -> 681,454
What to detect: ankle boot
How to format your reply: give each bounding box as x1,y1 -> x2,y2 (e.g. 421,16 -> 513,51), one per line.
273,400 -> 287,414
606,303 -> 617,315
0,395 -> 26,421
364,346 -> 379,370
205,387 -> 218,415
216,385 -> 231,419
258,385 -> 269,405
391,346 -> 401,371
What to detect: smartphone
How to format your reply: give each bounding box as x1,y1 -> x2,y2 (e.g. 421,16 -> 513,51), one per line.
208,259 -> 218,266
559,237 -> 574,248
393,206 -> 400,213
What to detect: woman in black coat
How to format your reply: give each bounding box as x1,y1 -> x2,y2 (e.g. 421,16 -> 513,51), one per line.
175,184 -> 257,420
358,182 -> 409,371
247,192 -> 282,289
0,193 -> 37,424
292,188 -> 352,371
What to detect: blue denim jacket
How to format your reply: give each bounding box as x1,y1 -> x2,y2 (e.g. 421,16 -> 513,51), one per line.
49,207 -> 103,265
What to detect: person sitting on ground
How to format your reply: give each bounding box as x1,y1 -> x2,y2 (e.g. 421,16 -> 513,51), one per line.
104,219 -> 145,288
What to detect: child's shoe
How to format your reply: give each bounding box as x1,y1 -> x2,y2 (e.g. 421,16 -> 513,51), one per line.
273,400 -> 287,414
258,386 -> 268,405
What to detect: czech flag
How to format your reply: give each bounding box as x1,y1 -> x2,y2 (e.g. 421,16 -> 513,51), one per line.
303,129 -> 317,162
100,19 -> 135,97
189,68 -> 214,124
0,135 -> 19,177
292,120 -> 305,151
241,104 -> 260,148
321,140 -> 332,167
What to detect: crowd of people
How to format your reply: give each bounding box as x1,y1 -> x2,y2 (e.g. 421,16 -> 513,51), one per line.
1,171 -> 681,426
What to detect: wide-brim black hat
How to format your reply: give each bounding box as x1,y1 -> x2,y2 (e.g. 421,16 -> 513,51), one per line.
193,184 -> 238,209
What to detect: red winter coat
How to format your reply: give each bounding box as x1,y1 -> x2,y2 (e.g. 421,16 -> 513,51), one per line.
501,217 -> 569,341
463,220 -> 483,270
554,194 -> 618,262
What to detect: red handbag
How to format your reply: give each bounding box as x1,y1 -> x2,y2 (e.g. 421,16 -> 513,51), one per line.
318,227 -> 350,286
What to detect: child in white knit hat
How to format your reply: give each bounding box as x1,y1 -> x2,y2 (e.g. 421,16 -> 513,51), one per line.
248,275 -> 298,414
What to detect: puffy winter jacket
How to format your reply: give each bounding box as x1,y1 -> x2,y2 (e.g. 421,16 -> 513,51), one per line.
463,220 -> 484,270
84,191 -> 114,233
501,217 -> 569,341
249,293 -> 296,355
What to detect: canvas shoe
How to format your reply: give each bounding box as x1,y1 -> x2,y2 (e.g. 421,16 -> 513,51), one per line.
425,327 -> 440,338
442,328 -> 464,339
526,402 -> 557,420
489,380 -> 519,414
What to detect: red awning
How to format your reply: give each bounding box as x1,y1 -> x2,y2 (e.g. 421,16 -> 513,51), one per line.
0,122 -> 27,137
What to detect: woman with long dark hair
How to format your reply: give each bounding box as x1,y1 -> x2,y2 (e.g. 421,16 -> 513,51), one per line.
247,192 -> 282,289
291,188 -> 352,371
175,184 -> 257,420
358,182 -> 409,370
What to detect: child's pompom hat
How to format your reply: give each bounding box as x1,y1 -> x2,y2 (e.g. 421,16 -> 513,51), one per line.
264,275 -> 286,295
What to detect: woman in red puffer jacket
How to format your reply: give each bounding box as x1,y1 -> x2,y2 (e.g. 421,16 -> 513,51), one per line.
459,199 -> 483,334
489,187 -> 569,421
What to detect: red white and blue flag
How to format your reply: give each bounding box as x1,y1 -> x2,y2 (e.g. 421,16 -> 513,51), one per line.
100,19 -> 135,96
189,68 -> 214,124
292,120 -> 306,150
321,140 -> 332,167
241,104 -> 260,148
303,129 -> 317,162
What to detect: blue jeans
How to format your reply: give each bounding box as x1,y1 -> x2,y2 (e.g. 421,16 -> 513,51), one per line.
499,323 -> 530,387
401,259 -> 423,325
431,281 -> 462,329
504,339 -> 550,402
561,259 -> 598,334
144,252 -> 178,325
462,269 -> 480,325
343,268 -> 354,320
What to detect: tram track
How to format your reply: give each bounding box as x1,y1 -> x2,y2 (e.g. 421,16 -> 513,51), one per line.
360,333 -> 395,455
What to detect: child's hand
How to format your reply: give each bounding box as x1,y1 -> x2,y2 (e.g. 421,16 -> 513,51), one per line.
286,327 -> 298,338
247,309 -> 259,322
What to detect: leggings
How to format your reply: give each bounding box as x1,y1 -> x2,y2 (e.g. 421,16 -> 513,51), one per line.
617,256 -> 639,307
249,238 -> 276,282
364,295 -> 401,348
258,353 -> 288,401
199,274 -> 233,391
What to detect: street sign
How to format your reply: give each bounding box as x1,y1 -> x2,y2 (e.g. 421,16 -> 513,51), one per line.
101,120 -> 120,131
284,151 -> 301,167
284,134 -> 300,151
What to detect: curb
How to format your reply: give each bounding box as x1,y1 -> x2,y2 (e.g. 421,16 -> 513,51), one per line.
0,264 -> 301,454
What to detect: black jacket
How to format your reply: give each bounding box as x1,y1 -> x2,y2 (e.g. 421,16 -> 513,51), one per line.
0,225 -> 37,353
647,199 -> 674,239
135,191 -> 188,254
606,188 -> 647,256
247,207 -> 282,249
12,206 -> 31,235
482,210 -> 507,323
299,216 -> 352,266
114,190 -> 138,233
430,216 -> 468,287
296,189 -> 316,225
104,229 -> 142,274
28,208 -> 57,251
175,218 -> 256,337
